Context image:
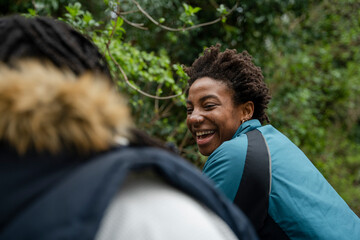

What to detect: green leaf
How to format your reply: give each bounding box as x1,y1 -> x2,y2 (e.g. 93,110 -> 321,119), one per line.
192,7 -> 201,14
216,4 -> 228,15
182,3 -> 189,12
83,12 -> 93,24
27,8 -> 37,16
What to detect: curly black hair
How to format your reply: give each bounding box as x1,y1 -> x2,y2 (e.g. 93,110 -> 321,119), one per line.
184,44 -> 271,124
0,15 -> 112,81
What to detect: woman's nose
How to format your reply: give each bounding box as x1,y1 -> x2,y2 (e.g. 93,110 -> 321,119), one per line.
188,111 -> 204,125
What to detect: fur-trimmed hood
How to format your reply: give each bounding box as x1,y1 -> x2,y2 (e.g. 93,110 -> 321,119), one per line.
0,61 -> 132,154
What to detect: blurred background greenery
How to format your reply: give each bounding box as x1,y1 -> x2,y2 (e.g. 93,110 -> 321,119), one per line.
1,0 -> 359,215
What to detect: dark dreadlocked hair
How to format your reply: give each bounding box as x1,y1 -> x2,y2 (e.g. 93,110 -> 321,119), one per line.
0,15 -> 112,81
184,44 -> 271,124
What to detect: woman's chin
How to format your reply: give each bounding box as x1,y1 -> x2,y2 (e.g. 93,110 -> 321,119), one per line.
198,145 -> 216,157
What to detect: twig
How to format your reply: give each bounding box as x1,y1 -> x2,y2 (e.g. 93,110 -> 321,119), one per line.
32,0 -> 37,11
121,15 -> 148,30
154,83 -> 162,118
209,0 -> 219,9
150,101 -> 175,125
106,16 -> 184,100
130,0 -> 239,32
119,9 -> 139,15
112,7 -> 148,30
178,130 -> 191,153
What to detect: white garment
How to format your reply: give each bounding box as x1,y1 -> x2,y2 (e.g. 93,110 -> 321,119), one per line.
95,171 -> 239,240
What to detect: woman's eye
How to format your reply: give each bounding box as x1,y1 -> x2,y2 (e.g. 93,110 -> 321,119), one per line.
204,104 -> 215,109
186,108 -> 193,114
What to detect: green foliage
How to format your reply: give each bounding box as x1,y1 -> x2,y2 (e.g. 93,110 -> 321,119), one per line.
180,3 -> 201,26
119,0 -> 315,65
216,4 -> 228,23
264,0 -> 360,214
0,0 -> 108,19
79,13 -> 189,152
61,2 -> 101,32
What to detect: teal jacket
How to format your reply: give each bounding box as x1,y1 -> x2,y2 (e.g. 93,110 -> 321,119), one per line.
203,119 -> 360,239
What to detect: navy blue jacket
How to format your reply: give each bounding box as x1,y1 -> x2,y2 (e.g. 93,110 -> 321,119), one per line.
0,144 -> 257,240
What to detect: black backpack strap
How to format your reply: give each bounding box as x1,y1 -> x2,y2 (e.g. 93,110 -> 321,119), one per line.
233,129 -> 271,231
233,129 -> 291,239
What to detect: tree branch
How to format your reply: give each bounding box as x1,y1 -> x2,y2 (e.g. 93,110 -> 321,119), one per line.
119,9 -> 139,15
32,0 -> 37,11
121,15 -> 148,30
178,130 -> 191,153
130,0 -> 239,32
106,16 -> 183,100
113,7 -> 148,30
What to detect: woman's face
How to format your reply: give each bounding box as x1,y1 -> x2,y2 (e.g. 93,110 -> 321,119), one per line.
186,77 -> 246,156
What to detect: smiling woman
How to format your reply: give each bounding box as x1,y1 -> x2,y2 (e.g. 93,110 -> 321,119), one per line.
184,44 -> 360,239
186,77 -> 253,156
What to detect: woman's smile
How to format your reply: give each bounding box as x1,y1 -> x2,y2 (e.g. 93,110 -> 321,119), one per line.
195,130 -> 216,146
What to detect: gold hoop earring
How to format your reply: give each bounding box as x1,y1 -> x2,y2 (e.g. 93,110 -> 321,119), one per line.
242,118 -> 249,124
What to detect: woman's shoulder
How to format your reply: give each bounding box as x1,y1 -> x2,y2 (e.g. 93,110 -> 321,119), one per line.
206,135 -> 248,167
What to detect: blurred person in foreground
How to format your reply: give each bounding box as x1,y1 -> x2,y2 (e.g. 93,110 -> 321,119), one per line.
184,44 -> 360,239
0,16 -> 258,240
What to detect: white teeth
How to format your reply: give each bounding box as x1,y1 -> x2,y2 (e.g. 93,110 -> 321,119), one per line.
196,130 -> 214,136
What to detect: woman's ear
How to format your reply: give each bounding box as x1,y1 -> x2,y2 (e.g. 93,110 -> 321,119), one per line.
242,101 -> 254,120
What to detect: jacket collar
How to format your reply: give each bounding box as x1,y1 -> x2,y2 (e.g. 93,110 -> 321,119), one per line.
232,119 -> 261,139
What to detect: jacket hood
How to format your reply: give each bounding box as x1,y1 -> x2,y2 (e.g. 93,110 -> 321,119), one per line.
0,60 -> 132,154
